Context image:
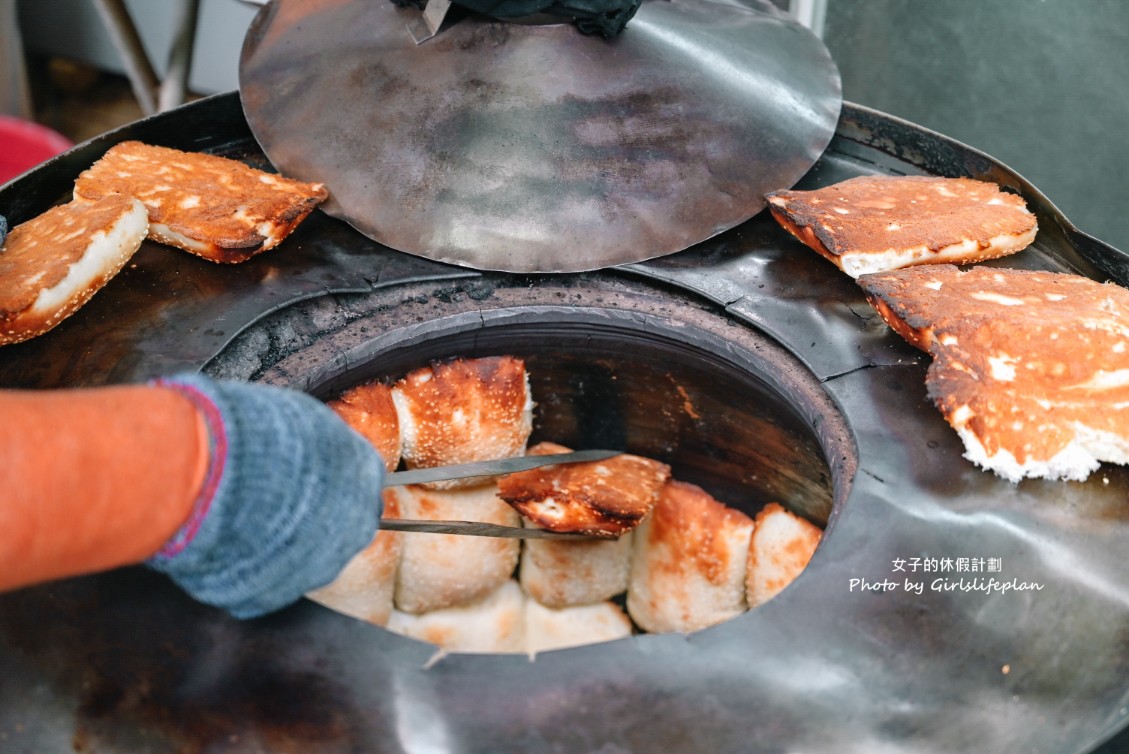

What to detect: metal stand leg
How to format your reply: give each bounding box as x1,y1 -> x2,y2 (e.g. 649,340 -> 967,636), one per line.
0,0 -> 33,118
159,0 -> 200,112
90,0 -> 200,115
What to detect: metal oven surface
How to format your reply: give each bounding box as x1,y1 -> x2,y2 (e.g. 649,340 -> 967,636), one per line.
0,93 -> 1127,754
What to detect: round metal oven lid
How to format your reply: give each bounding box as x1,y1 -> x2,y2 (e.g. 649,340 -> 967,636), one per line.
237,0 -> 842,273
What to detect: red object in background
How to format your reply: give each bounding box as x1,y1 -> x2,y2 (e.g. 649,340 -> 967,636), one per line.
0,116 -> 73,185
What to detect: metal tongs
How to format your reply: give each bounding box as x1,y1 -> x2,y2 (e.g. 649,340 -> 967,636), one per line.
379,449 -> 619,540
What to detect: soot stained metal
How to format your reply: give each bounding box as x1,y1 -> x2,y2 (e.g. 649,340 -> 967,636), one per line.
2,91 -> 1129,754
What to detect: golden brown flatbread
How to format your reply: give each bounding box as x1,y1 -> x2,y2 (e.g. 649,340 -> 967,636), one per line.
498,441 -> 670,537
627,480 -> 754,633
0,194 -> 147,345
766,175 -> 1037,278
389,483 -> 522,614
74,141 -> 327,264
391,356 -> 533,489
746,503 -> 821,608
519,526 -> 634,609
329,380 -> 401,472
858,263 -> 1129,481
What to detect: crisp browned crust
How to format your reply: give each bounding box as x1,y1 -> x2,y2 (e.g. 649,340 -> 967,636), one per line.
0,195 -> 147,345
858,264 -> 1129,479
74,141 -> 328,264
746,503 -> 821,608
766,175 -> 1036,277
391,356 -> 533,487
626,480 -> 755,633
644,481 -> 755,586
497,441 -> 671,536
767,205 -> 841,267
329,380 -> 402,472
863,294 -> 934,352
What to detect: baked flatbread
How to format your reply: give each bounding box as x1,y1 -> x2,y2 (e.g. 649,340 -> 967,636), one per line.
307,381 -> 407,624
306,490 -> 403,626
627,481 -> 754,633
0,195 -> 147,345
766,175 -> 1037,278
498,441 -> 670,537
329,380 -> 401,472
74,141 -> 327,263
859,263 -> 1129,481
391,356 -> 533,489
746,503 -> 821,608
387,579 -> 526,654
524,598 -> 633,655
520,527 -> 634,609
389,483 -> 522,614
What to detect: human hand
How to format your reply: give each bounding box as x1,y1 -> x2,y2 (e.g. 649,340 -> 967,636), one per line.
147,374 -> 384,618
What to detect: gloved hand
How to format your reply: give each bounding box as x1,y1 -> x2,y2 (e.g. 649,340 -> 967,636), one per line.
0,214 -> 8,246
147,373 -> 384,618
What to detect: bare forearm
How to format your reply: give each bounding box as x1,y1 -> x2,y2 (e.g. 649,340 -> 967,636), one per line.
0,385 -> 206,589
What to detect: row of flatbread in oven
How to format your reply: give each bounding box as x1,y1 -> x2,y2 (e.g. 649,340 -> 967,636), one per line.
308,356 -> 822,654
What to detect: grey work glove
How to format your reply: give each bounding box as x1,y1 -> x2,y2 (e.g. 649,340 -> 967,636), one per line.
147,373 -> 384,618
0,214 -> 8,246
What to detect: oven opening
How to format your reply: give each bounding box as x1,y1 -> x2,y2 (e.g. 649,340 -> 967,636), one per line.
207,276 -> 856,653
